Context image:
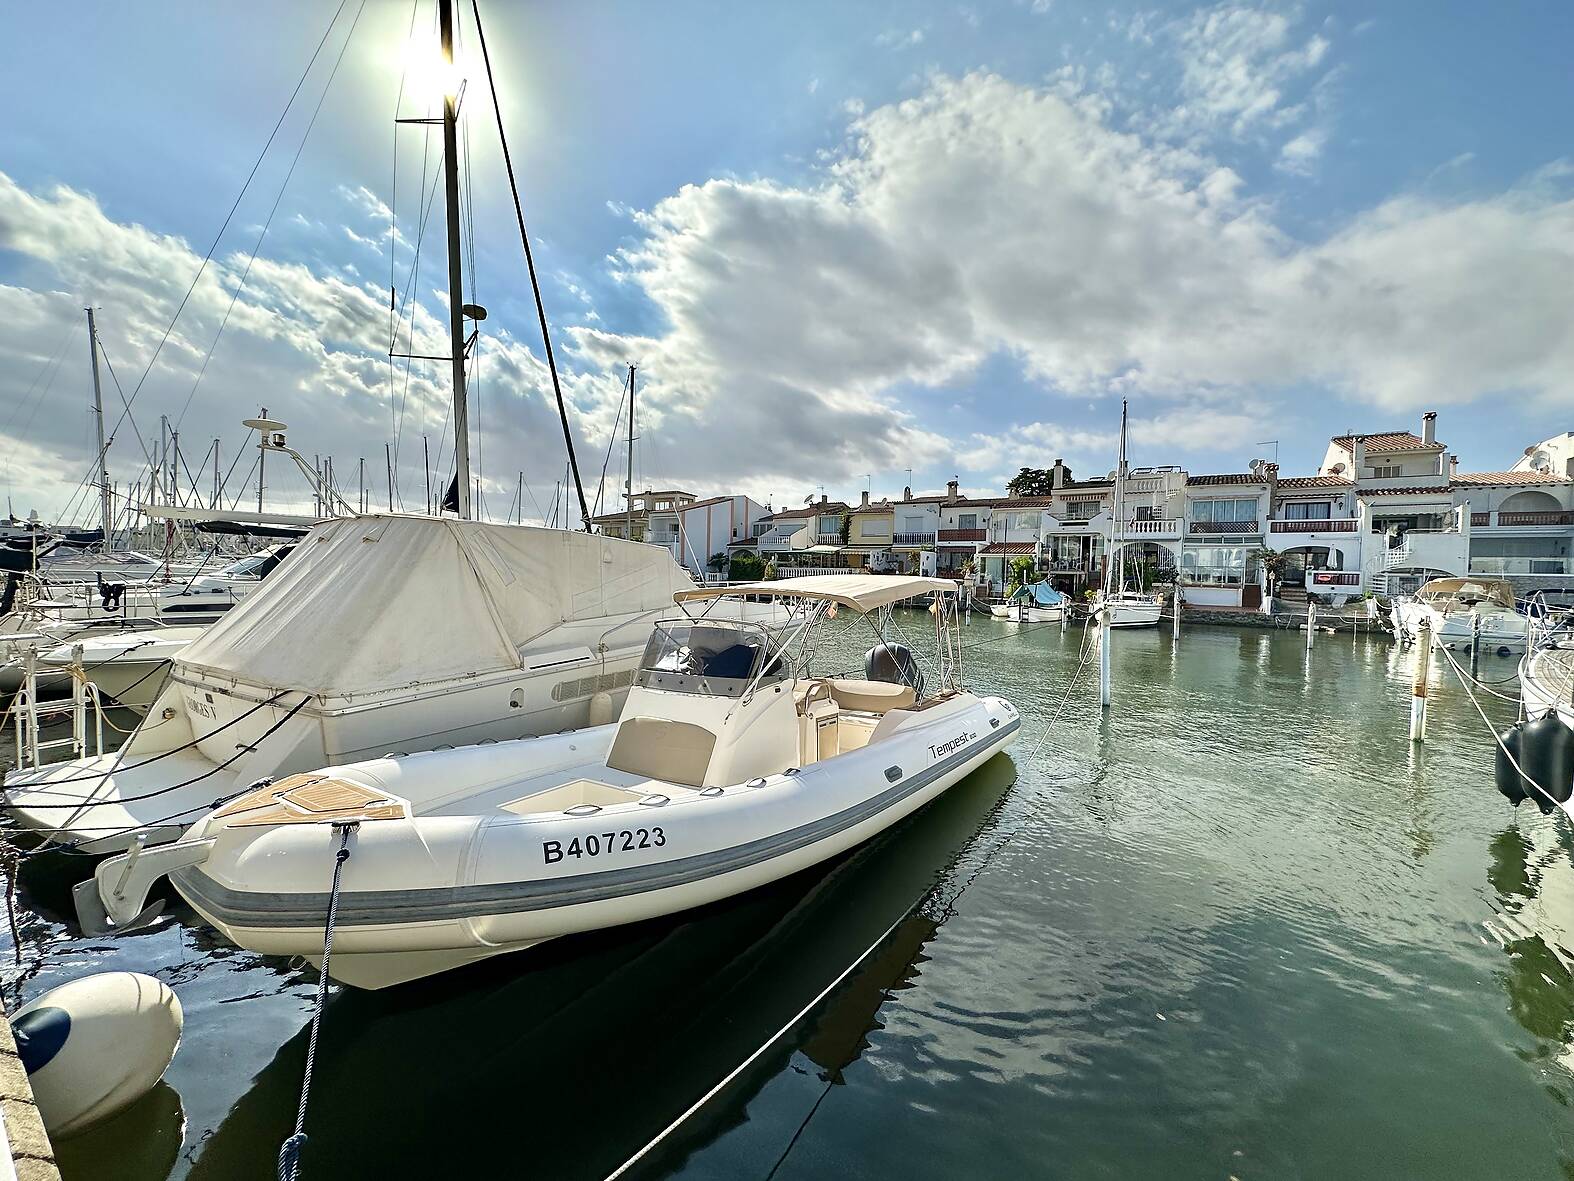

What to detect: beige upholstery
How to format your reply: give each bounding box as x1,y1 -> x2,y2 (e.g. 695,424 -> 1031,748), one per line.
607,717 -> 717,787
827,678 -> 916,714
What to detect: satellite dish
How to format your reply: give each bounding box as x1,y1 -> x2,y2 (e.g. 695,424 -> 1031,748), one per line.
461,303 -> 488,321
243,417 -> 288,434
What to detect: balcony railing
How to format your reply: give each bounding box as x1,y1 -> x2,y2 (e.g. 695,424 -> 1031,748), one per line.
893,531 -> 935,546
1471,512 -> 1490,527
1306,570 -> 1361,587
1189,520 -> 1259,535
1125,517 -> 1181,535
1497,511 -> 1574,527
1469,557 -> 1574,575
779,565 -> 857,577
816,531 -> 842,543
1269,518 -> 1358,533
938,528 -> 986,542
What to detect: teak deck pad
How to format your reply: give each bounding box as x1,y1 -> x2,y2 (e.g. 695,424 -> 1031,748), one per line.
213,773 -> 408,828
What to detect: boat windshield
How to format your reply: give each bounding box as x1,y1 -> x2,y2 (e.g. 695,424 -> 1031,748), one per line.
637,621 -> 783,697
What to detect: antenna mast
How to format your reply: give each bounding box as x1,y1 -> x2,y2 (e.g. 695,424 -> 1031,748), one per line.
624,364 -> 636,540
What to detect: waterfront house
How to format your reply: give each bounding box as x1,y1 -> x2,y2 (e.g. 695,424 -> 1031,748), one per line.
589,488 -> 697,542
846,493 -> 900,573
1179,469 -> 1272,607
759,496 -> 851,576
646,494 -> 772,579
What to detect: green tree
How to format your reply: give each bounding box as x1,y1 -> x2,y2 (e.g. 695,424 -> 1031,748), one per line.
1008,554 -> 1035,590
707,551 -> 728,573
730,551 -> 766,581
1249,546 -> 1289,595
1007,467 -> 1055,497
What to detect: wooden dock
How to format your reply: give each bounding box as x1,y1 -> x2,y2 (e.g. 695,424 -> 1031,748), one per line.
0,995 -> 58,1181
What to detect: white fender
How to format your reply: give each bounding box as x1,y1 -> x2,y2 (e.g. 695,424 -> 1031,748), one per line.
13,972 -> 182,1138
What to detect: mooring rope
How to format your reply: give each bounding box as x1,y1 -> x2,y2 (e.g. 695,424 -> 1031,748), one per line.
1433,641 -> 1562,810
278,821 -> 357,1181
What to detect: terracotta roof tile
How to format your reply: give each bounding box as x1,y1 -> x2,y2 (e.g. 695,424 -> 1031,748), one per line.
1277,475 -> 1352,489
1452,471 -> 1574,487
1187,473 -> 1266,486
979,541 -> 1038,554
1330,431 -> 1442,453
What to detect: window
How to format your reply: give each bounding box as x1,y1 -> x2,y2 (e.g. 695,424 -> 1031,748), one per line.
861,518 -> 891,538
1134,506 -> 1156,521
902,515 -> 926,532
957,513 -> 978,529
1370,466 -> 1401,479
1064,500 -> 1100,520
1284,501 -> 1333,520
1191,498 -> 1257,523
1181,545 -> 1251,585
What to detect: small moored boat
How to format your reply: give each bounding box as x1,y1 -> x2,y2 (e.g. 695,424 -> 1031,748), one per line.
78,575 -> 1021,988
989,579 -> 1067,623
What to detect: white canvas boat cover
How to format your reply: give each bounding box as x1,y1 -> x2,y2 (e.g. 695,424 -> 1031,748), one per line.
1414,577 -> 1516,608
675,574 -> 958,613
174,515 -> 693,694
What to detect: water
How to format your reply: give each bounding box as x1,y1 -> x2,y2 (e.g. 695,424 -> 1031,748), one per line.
5,618 -> 1570,1179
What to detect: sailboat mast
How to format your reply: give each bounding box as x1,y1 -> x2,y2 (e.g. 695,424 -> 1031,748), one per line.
624,364 -> 636,539
84,307 -> 112,548
439,0 -> 471,520
1115,399 -> 1128,591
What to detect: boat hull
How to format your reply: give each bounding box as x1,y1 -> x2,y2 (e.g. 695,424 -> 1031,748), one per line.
987,604 -> 1064,623
1097,601 -> 1163,628
161,695 -> 1021,988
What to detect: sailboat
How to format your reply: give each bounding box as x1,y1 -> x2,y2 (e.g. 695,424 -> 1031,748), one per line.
1094,401 -> 1163,629
2,1 -> 697,854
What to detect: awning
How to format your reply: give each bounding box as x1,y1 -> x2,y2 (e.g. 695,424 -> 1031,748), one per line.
805,544 -> 842,553
675,574 -> 961,613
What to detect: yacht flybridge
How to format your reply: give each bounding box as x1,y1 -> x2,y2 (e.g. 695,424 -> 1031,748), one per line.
3,514 -> 694,852
76,575 -> 1020,989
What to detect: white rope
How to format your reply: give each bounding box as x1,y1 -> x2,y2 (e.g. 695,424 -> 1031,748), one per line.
1434,640 -> 1563,810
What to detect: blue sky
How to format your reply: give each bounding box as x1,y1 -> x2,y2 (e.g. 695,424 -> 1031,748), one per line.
0,1 -> 1570,520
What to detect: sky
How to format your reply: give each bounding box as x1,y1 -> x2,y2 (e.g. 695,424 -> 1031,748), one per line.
0,0 -> 1570,524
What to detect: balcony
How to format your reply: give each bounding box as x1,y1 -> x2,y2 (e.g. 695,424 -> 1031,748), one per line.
1269,518 -> 1358,533
779,565 -> 857,577
1306,569 -> 1361,589
937,528 -> 986,544
1189,520 -> 1259,535
816,531 -> 842,544
893,531 -> 935,547
1469,557 -> 1574,575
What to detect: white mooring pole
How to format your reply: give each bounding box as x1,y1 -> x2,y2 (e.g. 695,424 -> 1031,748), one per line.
1306,599 -> 1317,650
1099,607 -> 1112,709
1410,618 -> 1431,742
1172,589 -> 1181,638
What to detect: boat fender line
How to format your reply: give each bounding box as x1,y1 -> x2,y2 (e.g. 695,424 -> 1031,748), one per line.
1495,713 -> 1574,813
278,820 -> 357,1181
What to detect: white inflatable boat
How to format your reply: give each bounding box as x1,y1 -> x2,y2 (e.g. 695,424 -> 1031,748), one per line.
79,575 -> 1020,988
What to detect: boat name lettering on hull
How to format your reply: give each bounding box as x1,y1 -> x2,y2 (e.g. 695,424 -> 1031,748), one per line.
184,693 -> 217,720
929,731 -> 977,760
544,827 -> 665,864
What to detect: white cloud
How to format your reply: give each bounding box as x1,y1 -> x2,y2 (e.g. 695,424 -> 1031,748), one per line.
1276,128 -> 1326,175
1163,2 -> 1330,140
875,28 -> 926,50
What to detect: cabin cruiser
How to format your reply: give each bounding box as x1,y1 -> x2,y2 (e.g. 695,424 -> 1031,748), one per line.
37,627 -> 207,713
1094,589 -> 1163,628
75,575 -> 1020,989
3,515 -> 696,852
1392,577 -> 1528,654
989,580 -> 1067,623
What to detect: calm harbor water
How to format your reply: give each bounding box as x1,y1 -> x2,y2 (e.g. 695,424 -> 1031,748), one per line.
4,617 -> 1571,1179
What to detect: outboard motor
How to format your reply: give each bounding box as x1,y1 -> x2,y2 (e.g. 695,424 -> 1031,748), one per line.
1496,713 -> 1574,813
864,642 -> 924,698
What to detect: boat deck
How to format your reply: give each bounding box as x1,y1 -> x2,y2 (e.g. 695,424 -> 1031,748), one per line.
1526,645 -> 1574,707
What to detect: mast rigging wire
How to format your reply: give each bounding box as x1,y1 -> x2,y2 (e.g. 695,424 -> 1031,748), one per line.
470,0 -> 592,530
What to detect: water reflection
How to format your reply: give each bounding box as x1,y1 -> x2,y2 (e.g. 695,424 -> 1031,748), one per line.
1487,820 -> 1574,1078
178,754 -> 1017,1181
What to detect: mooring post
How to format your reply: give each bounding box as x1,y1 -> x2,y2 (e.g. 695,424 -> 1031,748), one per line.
1470,611 -> 1482,673
1306,600 -> 1317,650
1172,589 -> 1181,638
1099,605 -> 1112,710
1410,618 -> 1431,742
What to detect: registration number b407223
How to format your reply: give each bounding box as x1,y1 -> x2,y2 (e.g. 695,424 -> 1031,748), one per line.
543,827 -> 665,864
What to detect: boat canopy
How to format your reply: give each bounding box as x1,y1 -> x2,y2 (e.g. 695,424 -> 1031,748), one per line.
1009,580 -> 1066,606
1415,577 -> 1516,609
175,515 -> 693,694
675,574 -> 959,613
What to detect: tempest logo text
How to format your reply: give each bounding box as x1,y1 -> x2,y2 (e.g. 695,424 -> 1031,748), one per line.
929,731 -> 976,759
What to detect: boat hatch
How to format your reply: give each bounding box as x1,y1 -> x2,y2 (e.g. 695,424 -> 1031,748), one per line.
500,779 -> 647,816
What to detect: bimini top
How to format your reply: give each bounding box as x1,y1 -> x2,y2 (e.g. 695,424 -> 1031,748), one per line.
675,574 -> 959,613
1415,577 -> 1516,608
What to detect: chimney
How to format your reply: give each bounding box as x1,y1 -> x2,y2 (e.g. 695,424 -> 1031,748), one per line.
1052,459 -> 1066,490
1448,454 -> 1458,479
1264,462 -> 1278,514
860,490 -> 870,508
946,478 -> 960,502
1421,411 -> 1437,446
820,493 -> 828,504
903,485 -> 912,502
1352,435 -> 1367,479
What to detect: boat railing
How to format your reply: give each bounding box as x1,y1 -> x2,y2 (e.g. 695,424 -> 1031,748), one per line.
9,645 -> 107,772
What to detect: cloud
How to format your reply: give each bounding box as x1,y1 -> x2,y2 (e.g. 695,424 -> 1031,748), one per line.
875,27 -> 926,50
1276,127 -> 1326,175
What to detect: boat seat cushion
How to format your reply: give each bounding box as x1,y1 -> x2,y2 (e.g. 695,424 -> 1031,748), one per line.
827,678 -> 916,714
606,718 -> 717,787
